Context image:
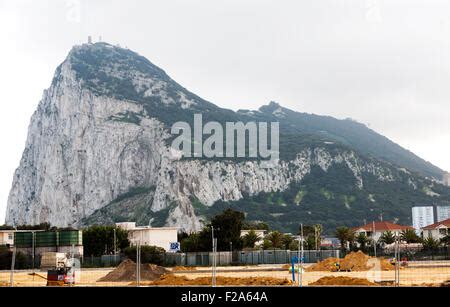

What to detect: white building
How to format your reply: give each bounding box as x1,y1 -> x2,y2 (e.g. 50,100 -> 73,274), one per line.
436,206 -> 450,222
353,221 -> 414,242
0,230 -> 14,246
116,222 -> 178,251
422,218 -> 450,241
412,206 -> 434,233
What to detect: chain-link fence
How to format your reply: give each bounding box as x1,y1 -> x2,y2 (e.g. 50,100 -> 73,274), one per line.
1,243 -> 449,287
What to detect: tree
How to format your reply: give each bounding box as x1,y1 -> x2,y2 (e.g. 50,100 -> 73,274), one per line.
299,224 -> 323,250
83,225 -> 130,257
181,232 -> 202,252
422,237 -> 441,251
356,233 -> 369,252
242,230 -> 260,249
180,209 -> 246,252
313,224 -> 323,249
265,231 -> 284,249
124,245 -> 165,265
281,234 -> 295,250
400,229 -> 421,243
262,239 -> 273,250
288,240 -> 299,251
379,231 -> 396,245
440,234 -> 450,246
304,235 -> 317,250
335,227 -> 355,252
211,209 -> 245,251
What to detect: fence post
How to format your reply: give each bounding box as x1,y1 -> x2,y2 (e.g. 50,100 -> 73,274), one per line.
10,245 -> 16,287
136,243 -> 141,287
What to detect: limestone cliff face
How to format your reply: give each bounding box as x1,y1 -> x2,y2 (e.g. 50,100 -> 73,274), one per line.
6,42 -> 445,232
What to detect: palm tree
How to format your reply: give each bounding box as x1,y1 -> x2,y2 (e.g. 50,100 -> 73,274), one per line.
400,229 -> 421,243
440,234 -> 449,246
314,224 -> 323,250
356,233 -> 369,252
422,237 -> 441,251
242,230 -> 260,249
265,231 -> 284,249
335,227 -> 355,252
379,231 -> 396,245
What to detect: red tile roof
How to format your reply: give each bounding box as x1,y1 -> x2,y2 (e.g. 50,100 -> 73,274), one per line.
352,221 -> 413,232
422,218 -> 450,230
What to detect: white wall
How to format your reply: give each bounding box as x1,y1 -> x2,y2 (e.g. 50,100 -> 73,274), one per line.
129,228 -> 178,251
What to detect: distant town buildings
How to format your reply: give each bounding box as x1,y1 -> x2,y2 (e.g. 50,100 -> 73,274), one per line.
436,205 -> 450,222
412,206 -> 434,233
115,222 -> 178,251
421,218 -> 450,241
443,172 -> 450,187
352,221 -> 413,242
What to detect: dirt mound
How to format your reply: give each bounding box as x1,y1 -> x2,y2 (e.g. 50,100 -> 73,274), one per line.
307,257 -> 340,272
98,259 -> 168,282
172,266 -> 196,271
379,258 -> 395,271
307,251 -> 393,272
339,251 -> 371,271
137,274 -> 292,286
310,276 -> 376,286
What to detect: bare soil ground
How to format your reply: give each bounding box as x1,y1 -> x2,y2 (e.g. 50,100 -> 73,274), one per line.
1,260 -> 449,287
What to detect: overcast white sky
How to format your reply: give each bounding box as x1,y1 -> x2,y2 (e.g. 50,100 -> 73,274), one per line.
1,0 -> 449,223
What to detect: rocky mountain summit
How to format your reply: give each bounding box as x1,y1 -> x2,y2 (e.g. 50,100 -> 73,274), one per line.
6,42 -> 450,233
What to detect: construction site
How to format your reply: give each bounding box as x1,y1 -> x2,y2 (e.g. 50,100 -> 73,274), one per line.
1,251 -> 449,287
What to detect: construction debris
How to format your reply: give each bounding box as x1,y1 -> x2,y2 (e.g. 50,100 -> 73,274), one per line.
98,259 -> 167,282
137,274 -> 293,286
310,276 -> 377,286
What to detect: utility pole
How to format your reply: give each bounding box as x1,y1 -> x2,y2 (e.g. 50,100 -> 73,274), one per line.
136,243 -> 141,287
9,230 -> 16,287
32,231 -> 35,277
299,224 -> 304,287
113,228 -> 117,255
211,226 -> 216,287
395,235 -> 400,287
373,221 -> 377,257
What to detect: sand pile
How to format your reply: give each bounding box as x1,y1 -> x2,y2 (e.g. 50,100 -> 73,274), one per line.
98,259 -> 168,282
307,257 -> 340,272
339,251 -> 371,271
310,276 -> 376,286
138,275 -> 292,286
379,258 -> 395,271
307,251 -> 395,272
